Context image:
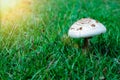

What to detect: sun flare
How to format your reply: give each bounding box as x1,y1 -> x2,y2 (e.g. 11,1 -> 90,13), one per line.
1,0 -> 20,11
1,0 -> 32,25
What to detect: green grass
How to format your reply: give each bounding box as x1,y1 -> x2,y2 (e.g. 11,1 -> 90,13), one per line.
0,0 -> 120,79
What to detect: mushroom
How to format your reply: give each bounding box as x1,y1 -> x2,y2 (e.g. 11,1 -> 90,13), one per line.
68,18 -> 106,53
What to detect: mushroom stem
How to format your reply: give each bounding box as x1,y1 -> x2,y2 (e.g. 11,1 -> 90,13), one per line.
83,38 -> 89,49
82,37 -> 91,54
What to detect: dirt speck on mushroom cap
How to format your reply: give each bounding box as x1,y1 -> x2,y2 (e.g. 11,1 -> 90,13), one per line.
91,24 -> 95,27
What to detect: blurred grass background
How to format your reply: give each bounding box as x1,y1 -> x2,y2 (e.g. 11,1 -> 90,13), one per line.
0,0 -> 120,79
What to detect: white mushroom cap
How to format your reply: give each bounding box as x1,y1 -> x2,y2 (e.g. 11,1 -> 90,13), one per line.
68,18 -> 106,38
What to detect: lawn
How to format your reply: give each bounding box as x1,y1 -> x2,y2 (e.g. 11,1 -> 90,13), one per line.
0,0 -> 120,80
